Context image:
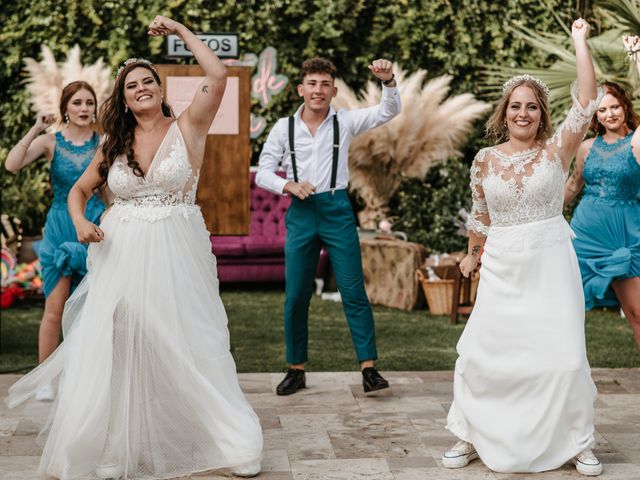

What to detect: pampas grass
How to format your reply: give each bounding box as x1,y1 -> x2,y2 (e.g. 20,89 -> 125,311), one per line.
23,45 -> 113,130
333,66 -> 490,228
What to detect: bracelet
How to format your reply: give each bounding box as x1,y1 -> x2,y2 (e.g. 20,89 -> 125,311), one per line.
382,73 -> 395,86
17,141 -> 29,149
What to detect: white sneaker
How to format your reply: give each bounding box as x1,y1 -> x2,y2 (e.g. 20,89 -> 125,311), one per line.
442,440 -> 478,468
34,383 -> 55,402
95,463 -> 123,479
573,449 -> 602,476
231,461 -> 261,477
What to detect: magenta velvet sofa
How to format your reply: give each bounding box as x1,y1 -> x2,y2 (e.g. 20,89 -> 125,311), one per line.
210,171 -> 328,283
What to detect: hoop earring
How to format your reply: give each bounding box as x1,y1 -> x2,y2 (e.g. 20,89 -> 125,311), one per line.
64,113 -> 69,124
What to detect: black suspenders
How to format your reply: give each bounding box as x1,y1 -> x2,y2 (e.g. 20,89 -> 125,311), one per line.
288,115 -> 340,192
288,116 -> 299,183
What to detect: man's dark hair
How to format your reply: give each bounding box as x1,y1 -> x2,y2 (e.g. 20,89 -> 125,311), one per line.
300,57 -> 337,83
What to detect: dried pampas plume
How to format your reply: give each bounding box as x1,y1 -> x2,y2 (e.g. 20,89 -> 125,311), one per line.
333,65 -> 491,229
23,45 -> 113,130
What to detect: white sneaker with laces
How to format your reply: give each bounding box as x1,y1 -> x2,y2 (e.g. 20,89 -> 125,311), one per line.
573,449 -> 602,476
231,461 -> 261,477
34,383 -> 55,402
442,440 -> 479,468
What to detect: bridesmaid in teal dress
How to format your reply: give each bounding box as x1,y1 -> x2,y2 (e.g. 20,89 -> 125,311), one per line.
564,81 -> 640,348
5,81 -> 105,397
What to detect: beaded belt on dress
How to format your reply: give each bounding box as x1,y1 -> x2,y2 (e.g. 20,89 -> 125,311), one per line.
111,194 -> 199,222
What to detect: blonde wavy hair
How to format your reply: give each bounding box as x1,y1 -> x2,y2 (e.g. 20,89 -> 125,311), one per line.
485,79 -> 552,143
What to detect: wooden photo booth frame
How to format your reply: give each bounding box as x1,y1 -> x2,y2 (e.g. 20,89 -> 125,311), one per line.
157,65 -> 251,234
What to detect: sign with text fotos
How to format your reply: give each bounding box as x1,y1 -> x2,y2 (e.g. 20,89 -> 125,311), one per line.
167,33 -> 238,58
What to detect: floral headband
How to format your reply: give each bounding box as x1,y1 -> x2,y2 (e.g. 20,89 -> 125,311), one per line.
502,74 -> 550,97
115,58 -> 158,81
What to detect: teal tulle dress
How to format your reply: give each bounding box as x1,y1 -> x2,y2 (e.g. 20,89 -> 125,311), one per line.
38,131 -> 105,297
570,132 -> 640,309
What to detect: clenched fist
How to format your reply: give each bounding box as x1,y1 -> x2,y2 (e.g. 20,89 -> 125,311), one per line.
368,59 -> 394,83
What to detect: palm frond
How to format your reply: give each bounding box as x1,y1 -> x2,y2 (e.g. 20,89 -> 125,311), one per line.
599,0 -> 640,34
479,20 -> 634,126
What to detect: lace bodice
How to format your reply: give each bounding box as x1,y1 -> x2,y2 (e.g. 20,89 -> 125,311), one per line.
51,132 -> 103,211
467,86 -> 603,236
107,122 -> 200,222
583,133 -> 640,204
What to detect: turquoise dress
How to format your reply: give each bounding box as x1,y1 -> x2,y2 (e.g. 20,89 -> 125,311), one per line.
570,133 -> 640,309
38,131 -> 105,297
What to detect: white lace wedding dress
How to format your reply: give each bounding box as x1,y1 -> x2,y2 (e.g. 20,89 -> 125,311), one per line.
446,87 -> 604,473
7,122 -> 263,479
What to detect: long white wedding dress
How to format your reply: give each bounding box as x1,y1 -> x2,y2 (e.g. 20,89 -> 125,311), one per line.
446,87 -> 603,473
7,122 -> 263,479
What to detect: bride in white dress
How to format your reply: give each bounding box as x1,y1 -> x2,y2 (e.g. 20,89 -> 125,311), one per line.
442,19 -> 603,476
7,16 -> 263,480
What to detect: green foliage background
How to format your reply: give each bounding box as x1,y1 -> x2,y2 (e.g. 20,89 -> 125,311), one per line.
1,0 -> 589,246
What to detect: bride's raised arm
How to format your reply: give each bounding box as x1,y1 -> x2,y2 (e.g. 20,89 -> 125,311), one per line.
548,19 -> 602,171
147,16 -> 227,142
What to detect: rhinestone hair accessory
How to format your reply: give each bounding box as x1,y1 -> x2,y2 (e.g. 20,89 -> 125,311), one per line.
116,58 -> 158,81
502,74 -> 550,97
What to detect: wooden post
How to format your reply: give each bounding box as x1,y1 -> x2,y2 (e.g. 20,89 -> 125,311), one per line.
156,65 -> 251,234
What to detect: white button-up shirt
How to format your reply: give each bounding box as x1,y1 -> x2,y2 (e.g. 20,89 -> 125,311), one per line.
256,85 -> 401,195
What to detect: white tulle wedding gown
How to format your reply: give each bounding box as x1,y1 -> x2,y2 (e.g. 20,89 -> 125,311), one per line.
446,87 -> 603,473
7,122 -> 263,479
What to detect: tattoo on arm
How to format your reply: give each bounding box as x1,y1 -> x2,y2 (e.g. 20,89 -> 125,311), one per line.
471,245 -> 481,257
201,85 -> 209,94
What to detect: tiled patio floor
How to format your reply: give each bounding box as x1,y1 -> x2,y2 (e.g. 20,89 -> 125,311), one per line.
1,369 -> 639,479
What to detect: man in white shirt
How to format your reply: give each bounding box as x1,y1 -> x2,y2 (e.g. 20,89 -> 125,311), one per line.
256,57 -> 401,395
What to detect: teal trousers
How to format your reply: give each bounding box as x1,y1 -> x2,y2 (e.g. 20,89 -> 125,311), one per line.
284,189 -> 378,364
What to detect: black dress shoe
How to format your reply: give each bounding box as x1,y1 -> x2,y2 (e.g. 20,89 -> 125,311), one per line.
276,368 -> 306,395
362,367 -> 389,393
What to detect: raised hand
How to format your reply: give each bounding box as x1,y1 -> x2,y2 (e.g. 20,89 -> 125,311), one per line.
35,113 -> 55,132
571,18 -> 590,43
283,180 -> 316,200
368,59 -> 394,82
148,16 -> 182,37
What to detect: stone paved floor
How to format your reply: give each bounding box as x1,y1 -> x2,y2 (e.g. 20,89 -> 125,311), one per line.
1,369 -> 639,480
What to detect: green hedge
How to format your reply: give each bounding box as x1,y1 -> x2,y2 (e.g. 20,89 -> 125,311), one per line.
1,0 -> 587,241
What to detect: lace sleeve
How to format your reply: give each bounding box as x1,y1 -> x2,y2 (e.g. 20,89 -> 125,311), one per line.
466,149 -> 490,236
547,83 -> 604,169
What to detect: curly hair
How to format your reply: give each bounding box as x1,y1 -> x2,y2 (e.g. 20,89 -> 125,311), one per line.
299,57 -> 336,83
485,78 -> 552,143
590,81 -> 639,135
94,61 -> 173,192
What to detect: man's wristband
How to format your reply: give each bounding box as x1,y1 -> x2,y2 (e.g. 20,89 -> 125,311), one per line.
382,73 -> 395,86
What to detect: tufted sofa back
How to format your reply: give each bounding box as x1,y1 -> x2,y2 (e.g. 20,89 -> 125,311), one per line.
249,171 -> 290,238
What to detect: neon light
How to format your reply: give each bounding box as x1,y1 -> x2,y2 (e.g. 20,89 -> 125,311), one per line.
251,47 -> 288,108
250,114 -> 267,139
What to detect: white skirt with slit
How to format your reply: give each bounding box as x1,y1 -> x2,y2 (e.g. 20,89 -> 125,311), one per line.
7,205 -> 263,479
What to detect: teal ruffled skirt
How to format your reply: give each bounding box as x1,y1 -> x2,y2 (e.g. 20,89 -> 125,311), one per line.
38,198 -> 104,297
570,196 -> 640,309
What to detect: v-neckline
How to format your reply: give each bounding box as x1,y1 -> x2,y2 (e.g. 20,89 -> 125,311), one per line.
139,121 -> 176,179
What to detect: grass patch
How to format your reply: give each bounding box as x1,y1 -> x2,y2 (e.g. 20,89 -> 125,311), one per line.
1,287 -> 638,373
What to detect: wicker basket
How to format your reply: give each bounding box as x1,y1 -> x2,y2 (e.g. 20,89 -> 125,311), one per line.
415,268 -> 479,315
